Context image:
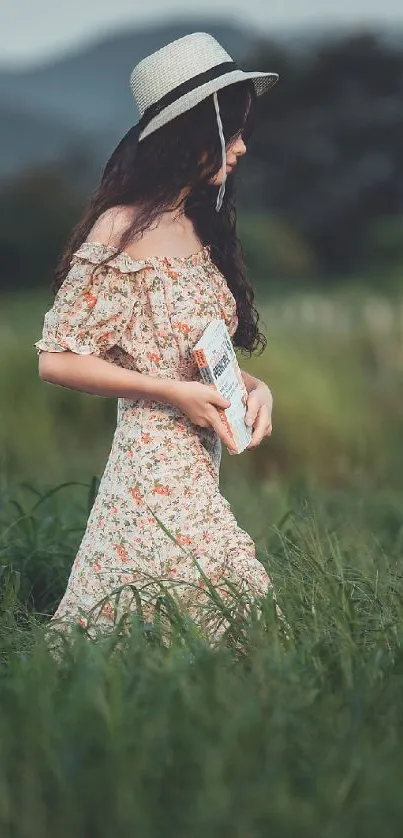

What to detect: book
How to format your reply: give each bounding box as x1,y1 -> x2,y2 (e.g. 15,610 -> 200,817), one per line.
192,318 -> 252,454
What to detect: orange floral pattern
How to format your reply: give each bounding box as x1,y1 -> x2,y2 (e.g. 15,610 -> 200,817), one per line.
34,241 -> 274,639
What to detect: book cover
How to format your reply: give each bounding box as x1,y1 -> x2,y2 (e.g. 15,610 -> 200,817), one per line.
192,318 -> 252,454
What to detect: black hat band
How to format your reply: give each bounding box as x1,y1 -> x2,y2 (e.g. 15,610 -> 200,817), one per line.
102,59 -> 239,182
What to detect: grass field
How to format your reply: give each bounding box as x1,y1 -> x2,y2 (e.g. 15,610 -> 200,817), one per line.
3,285 -> 403,489
1,285 -> 403,834
1,477 -> 403,836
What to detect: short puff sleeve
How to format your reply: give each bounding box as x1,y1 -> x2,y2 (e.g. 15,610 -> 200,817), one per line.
34,243 -> 138,357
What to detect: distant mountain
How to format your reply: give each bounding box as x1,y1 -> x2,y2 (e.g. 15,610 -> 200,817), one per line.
2,17 -> 402,181
0,19 -> 266,179
0,100 -> 91,174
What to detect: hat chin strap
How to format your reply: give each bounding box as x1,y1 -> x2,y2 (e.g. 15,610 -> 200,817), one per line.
213,91 -> 227,212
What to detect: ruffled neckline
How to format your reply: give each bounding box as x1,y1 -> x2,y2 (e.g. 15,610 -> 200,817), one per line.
72,241 -> 211,274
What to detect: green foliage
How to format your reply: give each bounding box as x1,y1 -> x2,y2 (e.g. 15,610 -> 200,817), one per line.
0,164 -> 84,292
1,482 -> 403,835
9,286 -> 403,489
3,280 -> 403,834
238,212 -> 319,289
364,215 -> 403,283
246,31 -> 403,275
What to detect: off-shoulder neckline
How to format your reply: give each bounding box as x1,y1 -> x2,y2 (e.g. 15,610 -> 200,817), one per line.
73,240 -> 211,273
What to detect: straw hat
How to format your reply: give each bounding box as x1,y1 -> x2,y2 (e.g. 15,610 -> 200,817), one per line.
102,31 -> 279,209
131,31 -> 279,141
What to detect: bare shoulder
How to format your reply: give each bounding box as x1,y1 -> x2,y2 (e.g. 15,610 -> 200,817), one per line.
86,205 -> 136,248
86,205 -> 203,259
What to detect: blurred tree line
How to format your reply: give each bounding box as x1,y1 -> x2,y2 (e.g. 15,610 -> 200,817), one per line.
246,30 -> 403,281
1,30 -> 403,293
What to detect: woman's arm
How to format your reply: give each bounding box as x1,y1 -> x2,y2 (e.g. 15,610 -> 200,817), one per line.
38,351 -> 178,403
38,351 -> 237,451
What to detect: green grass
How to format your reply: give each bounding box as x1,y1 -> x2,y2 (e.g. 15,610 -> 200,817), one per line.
3,286 -> 403,488
3,285 -> 403,834
1,479 -> 403,835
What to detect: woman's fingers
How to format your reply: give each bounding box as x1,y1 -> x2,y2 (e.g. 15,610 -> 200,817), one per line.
208,387 -> 231,411
245,391 -> 261,428
205,398 -> 273,453
246,406 -> 272,449
208,407 -> 237,452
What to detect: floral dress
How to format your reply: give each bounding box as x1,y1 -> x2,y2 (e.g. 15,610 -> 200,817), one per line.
34,241 -> 274,640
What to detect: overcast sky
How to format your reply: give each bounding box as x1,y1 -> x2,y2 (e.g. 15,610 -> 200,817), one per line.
3,0 -> 403,67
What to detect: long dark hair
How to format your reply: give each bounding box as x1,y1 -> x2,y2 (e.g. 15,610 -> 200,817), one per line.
52,79 -> 266,356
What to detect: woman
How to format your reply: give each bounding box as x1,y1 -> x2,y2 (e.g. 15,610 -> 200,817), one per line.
34,32 -> 280,642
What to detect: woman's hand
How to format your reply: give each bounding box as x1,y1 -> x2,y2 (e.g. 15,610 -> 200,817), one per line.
171,381 -> 238,452
244,382 -> 273,449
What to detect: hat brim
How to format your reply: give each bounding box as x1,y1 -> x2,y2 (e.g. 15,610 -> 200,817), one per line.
138,69 -> 279,142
